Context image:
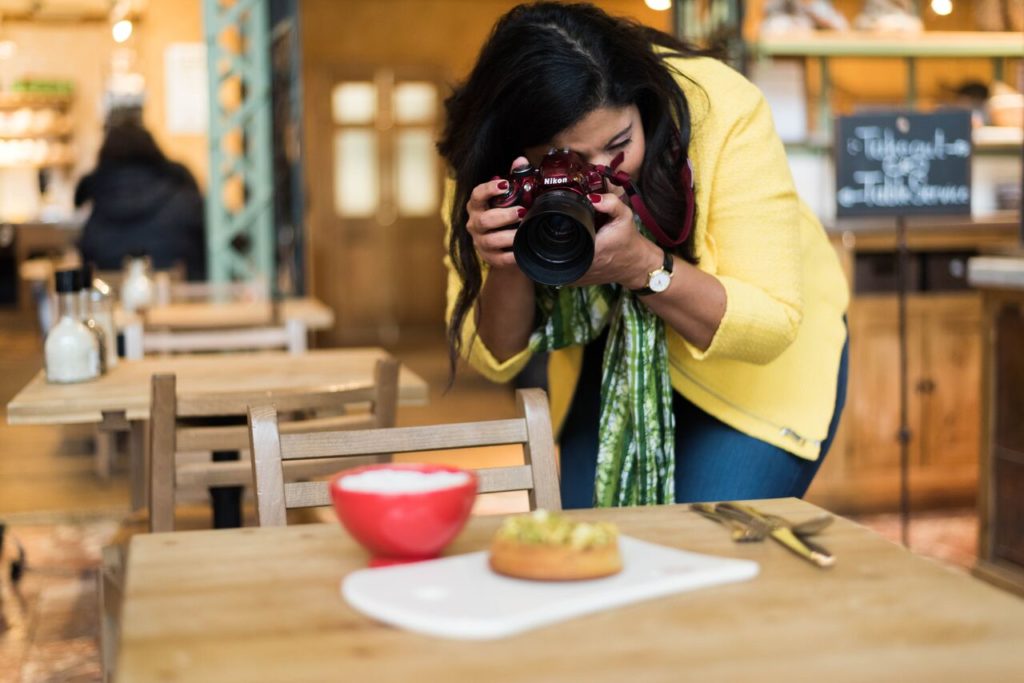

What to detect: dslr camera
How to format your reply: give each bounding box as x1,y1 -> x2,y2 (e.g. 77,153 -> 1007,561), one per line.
490,149 -> 607,286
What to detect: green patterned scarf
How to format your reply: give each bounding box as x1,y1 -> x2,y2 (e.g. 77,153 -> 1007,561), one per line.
528,256 -> 676,507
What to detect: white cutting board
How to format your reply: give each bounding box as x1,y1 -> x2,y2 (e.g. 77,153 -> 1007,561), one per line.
341,535 -> 758,640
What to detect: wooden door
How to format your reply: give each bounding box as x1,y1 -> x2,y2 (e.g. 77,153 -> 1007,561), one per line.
307,65 -> 446,346
845,296 -> 925,473
918,294 -> 983,472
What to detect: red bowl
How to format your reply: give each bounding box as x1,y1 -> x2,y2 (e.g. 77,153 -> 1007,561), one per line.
329,463 -> 478,566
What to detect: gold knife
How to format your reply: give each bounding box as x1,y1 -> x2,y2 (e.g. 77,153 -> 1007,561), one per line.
690,503 -> 766,542
716,503 -> 836,569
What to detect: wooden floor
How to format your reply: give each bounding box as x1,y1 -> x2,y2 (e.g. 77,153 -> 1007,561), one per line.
0,307 -> 984,682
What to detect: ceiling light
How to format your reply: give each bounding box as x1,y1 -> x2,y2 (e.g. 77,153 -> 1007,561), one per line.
645,0 -> 672,11
112,19 -> 132,43
930,0 -> 953,17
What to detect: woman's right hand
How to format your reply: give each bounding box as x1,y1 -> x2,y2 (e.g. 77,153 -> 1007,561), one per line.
465,156 -> 530,270
467,156 -> 537,360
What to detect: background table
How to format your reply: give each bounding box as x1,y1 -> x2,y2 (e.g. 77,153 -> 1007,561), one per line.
121,297 -> 335,331
18,253 -> 333,330
6,348 -> 428,508
116,499 -> 1024,683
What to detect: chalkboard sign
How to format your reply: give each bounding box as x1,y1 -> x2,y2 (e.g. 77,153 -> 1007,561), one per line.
835,111 -> 972,217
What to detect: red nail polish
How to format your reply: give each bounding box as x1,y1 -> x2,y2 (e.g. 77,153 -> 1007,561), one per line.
517,208 -> 526,218
498,180 -> 509,190
589,193 -> 602,203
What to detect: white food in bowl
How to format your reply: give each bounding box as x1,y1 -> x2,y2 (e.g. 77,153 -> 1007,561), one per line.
337,469 -> 472,494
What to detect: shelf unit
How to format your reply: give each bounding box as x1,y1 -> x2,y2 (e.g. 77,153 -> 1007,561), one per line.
0,119 -> 74,139
758,32 -> 1023,514
784,126 -> 1022,158
754,30 -> 1024,141
0,91 -> 74,170
756,30 -> 1024,59
0,92 -> 73,110
0,156 -> 75,169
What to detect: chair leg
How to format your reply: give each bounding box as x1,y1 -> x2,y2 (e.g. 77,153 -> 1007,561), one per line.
98,544 -> 125,683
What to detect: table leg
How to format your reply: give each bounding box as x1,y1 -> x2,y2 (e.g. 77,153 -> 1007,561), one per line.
94,427 -> 115,480
129,420 -> 148,512
98,411 -> 131,481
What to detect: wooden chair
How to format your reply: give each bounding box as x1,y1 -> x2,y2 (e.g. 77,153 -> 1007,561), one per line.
111,305 -> 315,489
95,262 -> 187,299
122,318 -> 308,359
147,357 -> 400,532
94,311 -> 302,484
152,273 -> 268,305
98,358 -> 400,681
248,388 -> 561,526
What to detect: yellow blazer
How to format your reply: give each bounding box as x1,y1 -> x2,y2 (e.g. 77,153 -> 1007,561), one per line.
445,56 -> 849,460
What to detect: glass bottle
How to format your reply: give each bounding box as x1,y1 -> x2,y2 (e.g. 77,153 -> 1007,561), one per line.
80,263 -> 117,370
121,252 -> 154,313
44,269 -> 100,383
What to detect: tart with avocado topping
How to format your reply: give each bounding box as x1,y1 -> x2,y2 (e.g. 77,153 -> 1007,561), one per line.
489,510 -> 623,580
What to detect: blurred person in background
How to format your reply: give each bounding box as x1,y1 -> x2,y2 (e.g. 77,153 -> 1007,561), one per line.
75,119 -> 206,280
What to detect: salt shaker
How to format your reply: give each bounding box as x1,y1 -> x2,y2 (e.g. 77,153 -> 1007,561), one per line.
44,269 -> 100,383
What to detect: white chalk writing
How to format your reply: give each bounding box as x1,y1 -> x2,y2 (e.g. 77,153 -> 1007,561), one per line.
837,123 -> 970,211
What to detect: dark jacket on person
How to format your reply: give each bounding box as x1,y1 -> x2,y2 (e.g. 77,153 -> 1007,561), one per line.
75,160 -> 206,280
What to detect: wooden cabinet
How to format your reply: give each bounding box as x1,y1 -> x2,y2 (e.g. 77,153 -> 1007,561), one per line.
808,294 -> 981,513
806,223 -> 1019,514
970,258 -> 1024,596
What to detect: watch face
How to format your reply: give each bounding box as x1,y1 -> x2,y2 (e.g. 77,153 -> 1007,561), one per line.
649,270 -> 672,293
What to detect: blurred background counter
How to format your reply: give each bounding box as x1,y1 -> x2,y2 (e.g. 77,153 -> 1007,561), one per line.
967,252 -> 1024,596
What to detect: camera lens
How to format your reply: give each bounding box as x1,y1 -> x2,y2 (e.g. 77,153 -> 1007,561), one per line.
526,215 -> 588,264
513,190 -> 596,286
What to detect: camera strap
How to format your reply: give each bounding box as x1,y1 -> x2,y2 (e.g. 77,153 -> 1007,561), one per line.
596,151 -> 695,249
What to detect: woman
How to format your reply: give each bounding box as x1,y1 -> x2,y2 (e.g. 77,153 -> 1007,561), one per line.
75,120 -> 206,280
438,2 -> 849,508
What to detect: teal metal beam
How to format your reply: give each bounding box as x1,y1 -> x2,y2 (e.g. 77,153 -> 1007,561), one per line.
203,0 -> 275,286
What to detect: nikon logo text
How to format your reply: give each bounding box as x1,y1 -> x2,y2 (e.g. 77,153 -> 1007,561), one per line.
543,177 -> 567,185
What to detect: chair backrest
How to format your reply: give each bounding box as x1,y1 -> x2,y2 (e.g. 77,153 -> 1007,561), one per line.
123,318 -> 307,359
247,388 -> 561,527
153,276 -> 268,306
99,263 -> 186,294
148,357 -> 400,532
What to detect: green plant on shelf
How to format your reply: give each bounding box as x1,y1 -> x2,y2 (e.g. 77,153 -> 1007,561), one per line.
10,79 -> 74,96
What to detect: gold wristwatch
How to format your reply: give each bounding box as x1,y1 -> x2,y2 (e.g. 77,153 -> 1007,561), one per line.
631,248 -> 674,296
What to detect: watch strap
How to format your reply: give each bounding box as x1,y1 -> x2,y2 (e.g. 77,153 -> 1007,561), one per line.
631,248 -> 673,296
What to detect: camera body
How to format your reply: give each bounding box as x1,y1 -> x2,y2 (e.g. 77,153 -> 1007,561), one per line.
491,149 -> 607,285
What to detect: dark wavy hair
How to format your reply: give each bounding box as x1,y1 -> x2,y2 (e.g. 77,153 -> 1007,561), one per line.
437,2 -> 709,380
98,121 -> 168,167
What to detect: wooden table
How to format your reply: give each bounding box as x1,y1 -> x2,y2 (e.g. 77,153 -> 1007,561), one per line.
21,255 -> 334,333
116,499 -> 1024,683
6,348 -> 428,507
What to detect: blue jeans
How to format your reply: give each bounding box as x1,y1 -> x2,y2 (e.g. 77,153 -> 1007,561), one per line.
558,330 -> 850,508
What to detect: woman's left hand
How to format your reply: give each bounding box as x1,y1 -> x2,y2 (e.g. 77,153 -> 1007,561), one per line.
572,191 -> 663,290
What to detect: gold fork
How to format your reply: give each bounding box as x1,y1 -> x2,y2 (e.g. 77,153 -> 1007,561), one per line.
690,503 -> 766,542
